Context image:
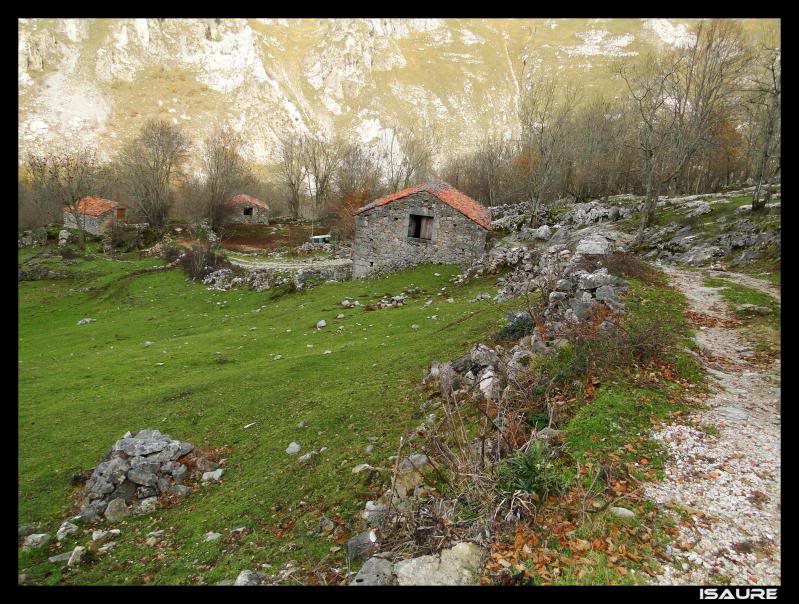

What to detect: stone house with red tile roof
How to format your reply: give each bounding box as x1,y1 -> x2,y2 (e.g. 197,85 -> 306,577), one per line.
352,180 -> 491,278
225,194 -> 270,225
63,197 -> 127,236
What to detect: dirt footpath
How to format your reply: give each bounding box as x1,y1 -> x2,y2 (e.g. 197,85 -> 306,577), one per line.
645,266 -> 780,585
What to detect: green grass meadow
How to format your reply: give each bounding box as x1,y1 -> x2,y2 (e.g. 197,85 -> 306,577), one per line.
19,249 -> 516,584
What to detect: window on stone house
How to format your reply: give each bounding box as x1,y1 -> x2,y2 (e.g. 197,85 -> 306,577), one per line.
243,207 -> 253,216
408,214 -> 433,240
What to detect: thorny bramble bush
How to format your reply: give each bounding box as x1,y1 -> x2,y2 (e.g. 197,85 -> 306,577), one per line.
498,312 -> 535,342
178,243 -> 232,281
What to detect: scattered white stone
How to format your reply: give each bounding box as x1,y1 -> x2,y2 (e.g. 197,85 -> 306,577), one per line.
22,533 -> 51,550
202,469 -> 224,482
67,546 -> 86,568
286,442 -> 301,455
316,320 -> 327,329
243,422 -> 257,429
609,506 -> 636,519
77,318 -> 96,325
205,532 -> 222,542
56,521 -> 79,541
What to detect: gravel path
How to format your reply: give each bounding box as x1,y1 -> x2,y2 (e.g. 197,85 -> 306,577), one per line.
645,266 -> 781,586
228,256 -> 352,270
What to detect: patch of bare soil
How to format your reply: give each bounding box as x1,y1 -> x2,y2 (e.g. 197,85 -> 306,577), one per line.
645,267 -> 780,585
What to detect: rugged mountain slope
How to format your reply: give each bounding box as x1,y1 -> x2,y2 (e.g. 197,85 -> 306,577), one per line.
18,18 -> 775,175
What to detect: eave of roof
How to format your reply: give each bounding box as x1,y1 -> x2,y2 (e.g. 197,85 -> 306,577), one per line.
66,196 -> 119,217
354,180 -> 491,230
226,194 -> 269,210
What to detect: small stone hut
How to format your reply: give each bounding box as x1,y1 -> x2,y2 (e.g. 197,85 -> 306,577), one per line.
352,179 -> 491,278
225,194 -> 270,225
63,196 -> 126,236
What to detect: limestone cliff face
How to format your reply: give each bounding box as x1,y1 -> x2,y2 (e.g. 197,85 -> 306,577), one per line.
18,18 -> 771,174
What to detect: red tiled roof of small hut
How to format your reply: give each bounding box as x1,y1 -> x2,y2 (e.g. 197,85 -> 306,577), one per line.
67,196 -> 119,217
354,180 -> 491,230
225,194 -> 269,210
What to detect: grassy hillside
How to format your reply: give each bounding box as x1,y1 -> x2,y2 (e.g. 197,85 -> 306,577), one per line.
18,248 -> 517,584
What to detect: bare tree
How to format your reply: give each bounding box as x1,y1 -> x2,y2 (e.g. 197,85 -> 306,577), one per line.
277,134 -> 306,220
117,119 -> 191,229
518,73 -> 578,224
379,125 -> 436,191
616,19 -> 750,241
330,143 -> 380,236
614,50 -> 683,240
743,27 -> 780,211
335,142 -> 382,202
199,126 -> 255,231
25,148 -> 100,247
566,96 -> 632,202
301,134 -> 346,233
475,133 -> 514,206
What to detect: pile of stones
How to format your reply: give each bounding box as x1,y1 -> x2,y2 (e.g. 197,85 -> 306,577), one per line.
376,294 -> 407,309
77,429 -> 221,523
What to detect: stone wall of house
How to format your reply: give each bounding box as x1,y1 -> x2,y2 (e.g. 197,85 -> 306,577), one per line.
352,192 -> 489,278
63,210 -> 113,236
226,205 -> 270,225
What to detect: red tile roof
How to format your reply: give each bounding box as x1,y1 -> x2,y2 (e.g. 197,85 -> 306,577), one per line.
355,179 -> 491,230
66,196 -> 119,217
226,194 -> 269,210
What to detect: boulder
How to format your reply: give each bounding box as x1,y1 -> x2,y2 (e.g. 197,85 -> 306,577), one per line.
234,570 -> 269,586
135,496 -> 158,515
104,498 -> 130,522
609,506 -> 636,520
56,521 -> 79,541
362,501 -> 387,527
18,524 -> 38,538
351,556 -> 395,586
470,344 -> 499,368
347,530 -> 379,562
48,551 -> 73,564
202,469 -> 224,482
22,533 -> 51,550
170,484 -> 192,498
575,235 -> 611,255
127,468 -> 158,487
67,545 -> 86,568
394,542 -> 484,586
113,437 -> 168,457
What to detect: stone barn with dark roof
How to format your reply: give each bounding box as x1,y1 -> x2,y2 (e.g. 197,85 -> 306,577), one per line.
352,179 -> 491,278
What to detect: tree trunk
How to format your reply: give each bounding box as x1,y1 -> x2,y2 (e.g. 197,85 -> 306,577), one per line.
635,162 -> 657,244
